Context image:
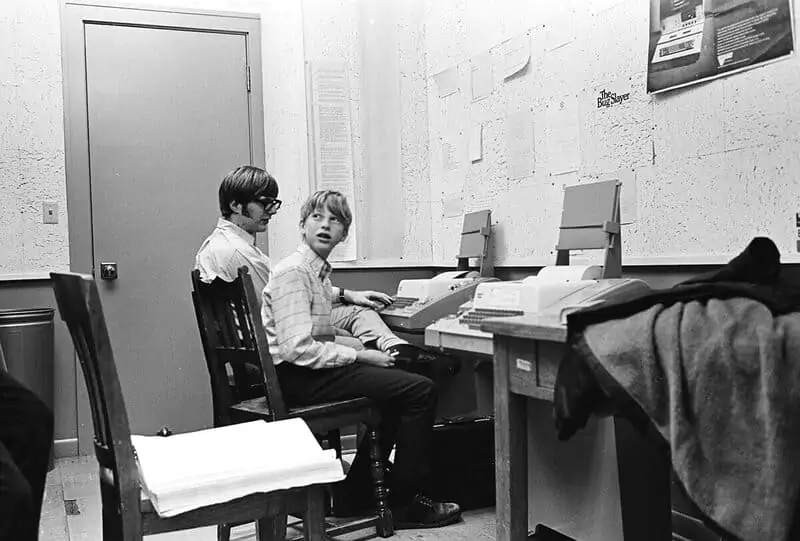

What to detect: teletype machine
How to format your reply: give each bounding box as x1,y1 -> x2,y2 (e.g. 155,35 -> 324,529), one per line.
425,180 -> 650,357
379,210 -> 498,333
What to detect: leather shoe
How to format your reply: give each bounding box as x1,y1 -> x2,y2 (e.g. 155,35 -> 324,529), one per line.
330,462 -> 393,518
391,493 -> 462,529
387,344 -> 461,380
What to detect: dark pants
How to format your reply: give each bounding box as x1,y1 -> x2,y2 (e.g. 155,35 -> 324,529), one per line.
0,371 -> 54,541
276,362 -> 436,505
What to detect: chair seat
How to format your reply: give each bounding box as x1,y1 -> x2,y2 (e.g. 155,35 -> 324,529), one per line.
230,396 -> 378,434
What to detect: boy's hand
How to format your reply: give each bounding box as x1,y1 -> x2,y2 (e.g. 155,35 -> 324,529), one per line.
356,350 -> 395,368
347,290 -> 394,310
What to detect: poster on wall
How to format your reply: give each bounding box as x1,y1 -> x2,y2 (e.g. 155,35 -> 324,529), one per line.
647,0 -> 794,94
309,60 -> 357,262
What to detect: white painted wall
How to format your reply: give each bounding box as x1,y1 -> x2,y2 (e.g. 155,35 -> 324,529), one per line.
424,0 -> 800,265
0,0 -> 69,276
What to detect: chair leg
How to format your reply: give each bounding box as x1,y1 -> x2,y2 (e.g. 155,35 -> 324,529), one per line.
326,429 -> 342,459
368,426 -> 394,537
217,523 -> 231,541
255,511 -> 287,541
303,486 -> 326,541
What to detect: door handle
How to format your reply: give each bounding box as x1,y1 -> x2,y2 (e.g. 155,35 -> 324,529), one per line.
99,262 -> 118,280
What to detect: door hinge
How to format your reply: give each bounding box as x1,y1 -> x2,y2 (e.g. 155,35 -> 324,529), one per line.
245,65 -> 251,92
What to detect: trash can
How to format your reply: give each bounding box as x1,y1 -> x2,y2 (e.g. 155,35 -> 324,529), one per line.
0,308 -> 55,470
429,415 -> 495,510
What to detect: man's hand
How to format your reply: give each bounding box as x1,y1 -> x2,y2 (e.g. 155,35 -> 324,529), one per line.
346,289 -> 394,310
355,349 -> 395,368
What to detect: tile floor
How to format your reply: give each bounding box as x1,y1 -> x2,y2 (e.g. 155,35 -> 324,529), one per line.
39,456 -> 496,541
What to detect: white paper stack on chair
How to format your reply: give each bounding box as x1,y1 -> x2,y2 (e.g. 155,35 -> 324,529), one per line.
131,418 -> 345,517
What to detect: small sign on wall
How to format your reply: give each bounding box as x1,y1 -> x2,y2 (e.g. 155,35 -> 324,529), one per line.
796,212 -> 800,252
595,78 -> 632,110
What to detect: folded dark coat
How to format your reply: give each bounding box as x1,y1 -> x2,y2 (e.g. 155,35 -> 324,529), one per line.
554,238 -> 800,541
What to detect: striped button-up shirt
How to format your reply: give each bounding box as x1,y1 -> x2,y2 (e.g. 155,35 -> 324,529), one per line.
261,243 -> 357,369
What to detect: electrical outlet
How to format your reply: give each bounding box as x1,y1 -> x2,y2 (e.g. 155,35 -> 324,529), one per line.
42,202 -> 58,224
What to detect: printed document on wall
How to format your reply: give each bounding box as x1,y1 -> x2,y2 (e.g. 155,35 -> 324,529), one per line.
434,66 -> 460,98
503,31 -> 530,79
544,95 -> 580,175
505,107 -> 535,180
470,124 -> 483,163
310,60 -> 357,261
471,51 -> 494,102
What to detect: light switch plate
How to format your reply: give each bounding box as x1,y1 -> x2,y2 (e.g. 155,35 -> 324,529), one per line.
43,201 -> 58,224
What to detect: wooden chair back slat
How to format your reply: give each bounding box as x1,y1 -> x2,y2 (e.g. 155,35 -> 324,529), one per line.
50,272 -> 143,539
191,268 -> 287,425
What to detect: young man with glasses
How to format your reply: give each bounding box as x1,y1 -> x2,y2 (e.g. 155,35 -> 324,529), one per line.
195,165 -> 283,297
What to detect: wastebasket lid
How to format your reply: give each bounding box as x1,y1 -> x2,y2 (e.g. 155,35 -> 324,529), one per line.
0,308 -> 55,324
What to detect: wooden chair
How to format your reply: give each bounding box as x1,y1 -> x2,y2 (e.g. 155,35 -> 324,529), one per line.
190,267 -> 394,540
50,271 -> 328,541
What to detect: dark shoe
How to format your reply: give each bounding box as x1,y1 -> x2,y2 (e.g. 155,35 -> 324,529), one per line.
387,344 -> 461,380
391,494 -> 462,529
330,461 -> 393,518
386,344 -> 423,365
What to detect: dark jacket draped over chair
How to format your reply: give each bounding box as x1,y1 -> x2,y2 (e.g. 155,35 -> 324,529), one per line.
554,237 -> 800,541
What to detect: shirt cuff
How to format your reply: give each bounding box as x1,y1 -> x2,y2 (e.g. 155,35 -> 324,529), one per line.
334,344 -> 358,366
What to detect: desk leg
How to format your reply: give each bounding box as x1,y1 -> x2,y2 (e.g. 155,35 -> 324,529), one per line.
494,338 -> 528,541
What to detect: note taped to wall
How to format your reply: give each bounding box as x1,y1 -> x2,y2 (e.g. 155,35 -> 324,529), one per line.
545,0 -> 576,51
442,135 -> 461,171
470,124 -> 483,163
505,108 -> 535,180
471,51 -> 494,102
310,59 -> 357,261
434,66 -> 459,98
443,192 -> 464,218
503,31 -> 530,79
618,169 -> 638,224
544,95 -> 580,175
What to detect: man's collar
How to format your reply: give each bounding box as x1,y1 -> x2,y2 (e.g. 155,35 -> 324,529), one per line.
217,217 -> 256,246
298,243 -> 331,280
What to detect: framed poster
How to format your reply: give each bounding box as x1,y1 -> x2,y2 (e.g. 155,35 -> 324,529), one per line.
647,0 -> 794,93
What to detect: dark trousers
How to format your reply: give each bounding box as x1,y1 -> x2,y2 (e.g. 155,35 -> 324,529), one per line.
0,371 -> 54,541
276,362 -> 436,504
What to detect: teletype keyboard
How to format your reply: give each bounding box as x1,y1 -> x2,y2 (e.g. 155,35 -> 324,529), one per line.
425,265 -> 651,357
379,270 -> 498,332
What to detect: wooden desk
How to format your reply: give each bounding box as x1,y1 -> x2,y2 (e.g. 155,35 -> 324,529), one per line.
482,314 -> 671,541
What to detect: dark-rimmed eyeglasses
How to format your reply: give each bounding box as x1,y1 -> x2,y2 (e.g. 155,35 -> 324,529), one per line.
255,196 -> 282,213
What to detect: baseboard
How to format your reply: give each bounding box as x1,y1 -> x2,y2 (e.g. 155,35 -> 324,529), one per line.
54,438 -> 79,458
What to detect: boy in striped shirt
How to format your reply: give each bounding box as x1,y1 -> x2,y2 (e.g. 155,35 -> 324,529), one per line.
262,190 -> 462,529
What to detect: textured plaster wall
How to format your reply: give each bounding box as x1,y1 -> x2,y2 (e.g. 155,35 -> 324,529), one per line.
291,0 -> 433,264
424,0 -> 800,265
397,1 -> 434,262
0,0 -> 69,275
